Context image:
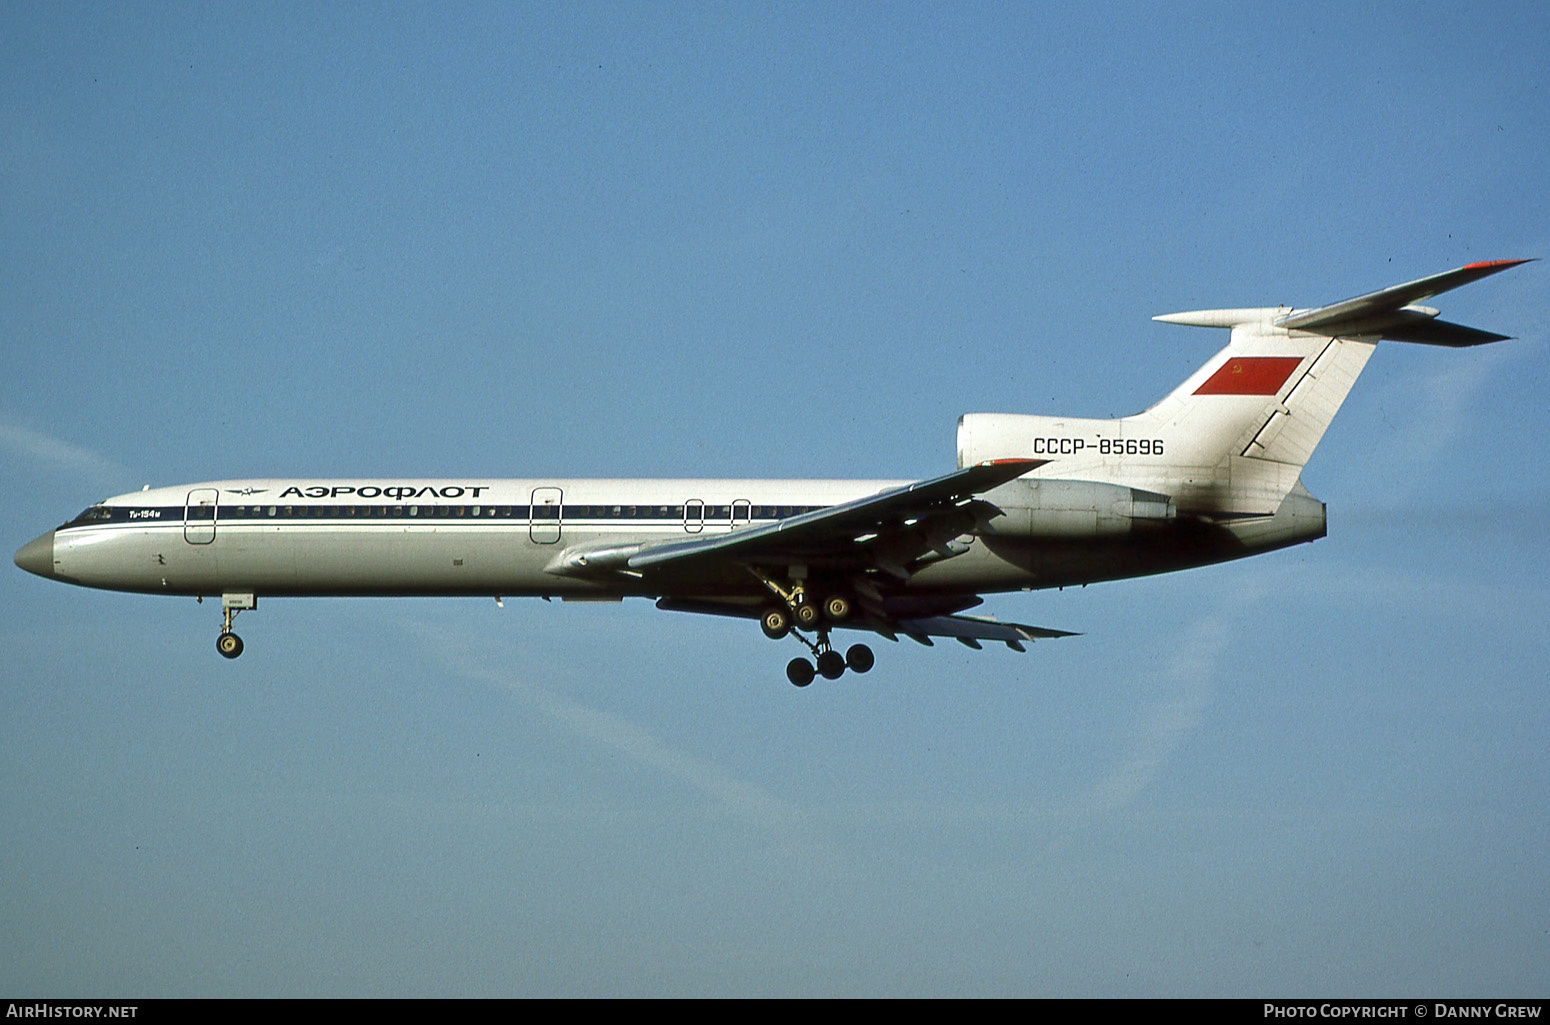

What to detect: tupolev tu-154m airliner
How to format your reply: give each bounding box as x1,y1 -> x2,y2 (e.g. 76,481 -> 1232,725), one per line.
14,260 -> 1529,686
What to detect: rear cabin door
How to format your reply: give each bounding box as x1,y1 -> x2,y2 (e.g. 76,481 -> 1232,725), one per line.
530,487 -> 562,544
184,488 -> 218,544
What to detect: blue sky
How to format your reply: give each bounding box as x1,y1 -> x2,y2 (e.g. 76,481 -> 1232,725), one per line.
2,1 -> 1546,996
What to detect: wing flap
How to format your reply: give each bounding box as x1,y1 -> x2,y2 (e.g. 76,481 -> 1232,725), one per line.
654,598 -> 1076,650
893,614 -> 1078,647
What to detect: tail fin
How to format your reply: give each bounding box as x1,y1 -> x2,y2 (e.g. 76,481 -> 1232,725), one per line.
958,260 -> 1529,514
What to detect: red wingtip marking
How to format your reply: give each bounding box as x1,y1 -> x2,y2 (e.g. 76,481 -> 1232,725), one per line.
1193,356 -> 1304,396
1463,259 -> 1531,270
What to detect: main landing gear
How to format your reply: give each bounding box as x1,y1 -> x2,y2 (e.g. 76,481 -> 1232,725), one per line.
213,592 -> 256,659
750,577 -> 873,687
784,639 -> 874,687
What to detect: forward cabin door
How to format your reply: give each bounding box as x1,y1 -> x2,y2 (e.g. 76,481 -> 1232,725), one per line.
530,487 -> 562,544
184,488 -> 218,544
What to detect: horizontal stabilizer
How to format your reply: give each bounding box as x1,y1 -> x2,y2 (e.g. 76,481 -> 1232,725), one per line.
1273,259 -> 1529,342
1361,316 -> 1510,347
1153,260 -> 1529,343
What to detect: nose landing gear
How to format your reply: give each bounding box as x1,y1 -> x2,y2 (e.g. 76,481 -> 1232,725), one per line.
214,592 -> 256,659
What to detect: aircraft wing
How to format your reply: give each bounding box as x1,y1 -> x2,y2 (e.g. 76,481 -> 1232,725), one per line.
625,458 -> 1045,573
1273,259 -> 1530,344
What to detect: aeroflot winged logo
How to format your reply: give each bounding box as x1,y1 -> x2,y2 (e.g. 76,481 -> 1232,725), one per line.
276,484 -> 492,500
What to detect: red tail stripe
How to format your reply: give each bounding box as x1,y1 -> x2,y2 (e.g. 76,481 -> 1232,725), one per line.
1193,357 -> 1304,396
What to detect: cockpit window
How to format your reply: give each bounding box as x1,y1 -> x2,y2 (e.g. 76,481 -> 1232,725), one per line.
63,505 -> 114,528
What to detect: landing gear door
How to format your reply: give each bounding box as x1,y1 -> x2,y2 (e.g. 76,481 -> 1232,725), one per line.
530,487 -> 562,544
184,488 -> 218,544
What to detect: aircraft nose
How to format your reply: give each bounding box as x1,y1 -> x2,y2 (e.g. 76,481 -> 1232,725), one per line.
14,530 -> 56,579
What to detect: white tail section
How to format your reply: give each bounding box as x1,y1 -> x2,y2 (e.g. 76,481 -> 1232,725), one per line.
958,261 -> 1527,514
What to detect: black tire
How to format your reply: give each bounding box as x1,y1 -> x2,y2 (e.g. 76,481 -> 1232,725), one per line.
216,632 -> 244,659
816,650 -> 846,680
794,602 -> 821,629
845,643 -> 875,674
760,607 -> 791,640
824,595 -> 851,621
786,657 -> 815,687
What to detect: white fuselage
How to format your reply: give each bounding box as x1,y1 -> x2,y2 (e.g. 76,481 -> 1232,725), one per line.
34,474 -> 1324,604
